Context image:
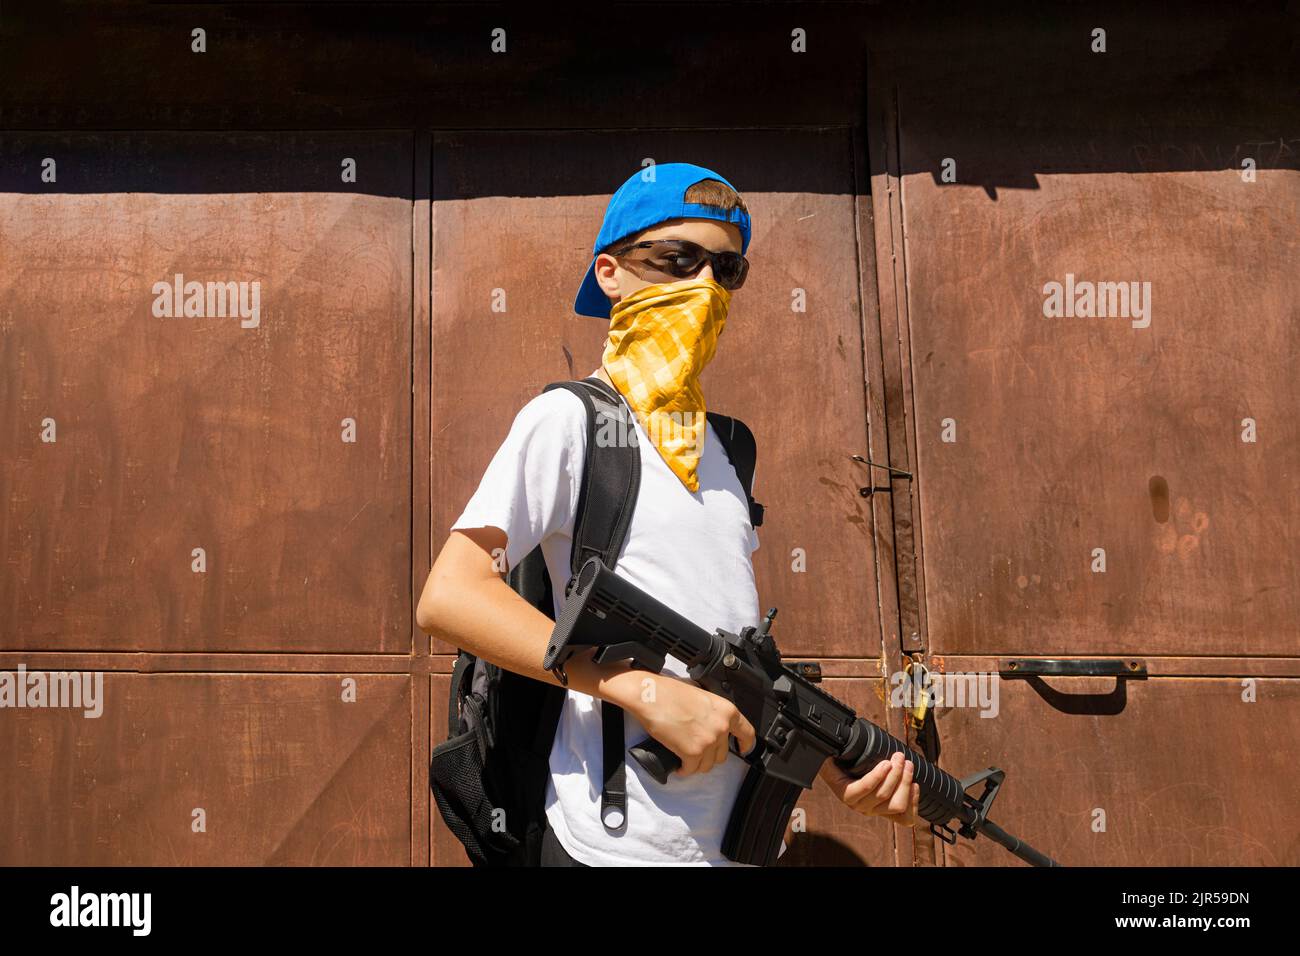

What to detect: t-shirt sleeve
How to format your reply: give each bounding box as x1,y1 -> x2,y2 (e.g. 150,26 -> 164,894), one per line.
451,388 -> 588,573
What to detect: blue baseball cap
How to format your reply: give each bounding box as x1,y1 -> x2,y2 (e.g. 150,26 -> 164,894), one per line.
573,162 -> 752,319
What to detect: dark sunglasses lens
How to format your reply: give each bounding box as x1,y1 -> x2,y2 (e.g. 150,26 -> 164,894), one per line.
653,244 -> 707,278
644,241 -> 747,289
714,254 -> 747,289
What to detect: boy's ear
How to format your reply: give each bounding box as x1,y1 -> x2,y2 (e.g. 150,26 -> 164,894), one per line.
593,251 -> 622,300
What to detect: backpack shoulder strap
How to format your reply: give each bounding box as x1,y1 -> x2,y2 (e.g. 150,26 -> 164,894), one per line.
542,377 -> 640,833
542,377 -> 641,580
706,411 -> 765,528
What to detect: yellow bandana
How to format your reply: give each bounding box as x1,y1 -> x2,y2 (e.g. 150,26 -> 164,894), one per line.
602,277 -> 731,492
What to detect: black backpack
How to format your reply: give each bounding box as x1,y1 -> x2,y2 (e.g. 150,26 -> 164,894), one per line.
429,376 -> 764,866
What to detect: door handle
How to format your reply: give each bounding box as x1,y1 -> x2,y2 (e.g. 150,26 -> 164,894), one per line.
999,658 -> 1147,678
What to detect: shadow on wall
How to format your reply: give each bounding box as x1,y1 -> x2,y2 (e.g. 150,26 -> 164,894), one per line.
0,2 -> 1296,202
776,832 -> 872,867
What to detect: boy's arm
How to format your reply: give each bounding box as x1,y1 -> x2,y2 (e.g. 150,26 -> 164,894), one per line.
416,525 -> 756,776
416,525 -> 637,700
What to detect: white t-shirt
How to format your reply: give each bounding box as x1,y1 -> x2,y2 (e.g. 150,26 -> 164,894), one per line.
452,385 -> 763,865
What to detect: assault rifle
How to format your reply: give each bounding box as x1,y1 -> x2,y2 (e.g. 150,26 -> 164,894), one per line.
544,556 -> 1061,867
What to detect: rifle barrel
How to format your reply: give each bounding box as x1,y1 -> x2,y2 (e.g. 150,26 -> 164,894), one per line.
979,819 -> 1061,867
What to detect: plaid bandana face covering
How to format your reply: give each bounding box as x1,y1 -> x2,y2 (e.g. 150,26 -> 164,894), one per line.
601,276 -> 732,492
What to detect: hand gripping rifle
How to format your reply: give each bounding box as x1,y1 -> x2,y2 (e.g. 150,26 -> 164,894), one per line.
544,556 -> 1061,867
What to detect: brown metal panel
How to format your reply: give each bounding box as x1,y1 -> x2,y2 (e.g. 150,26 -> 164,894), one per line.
0,672 -> 410,865
410,130 -> 433,866
411,658 -> 431,868
0,651 -> 411,674
412,129 -> 434,655
430,129 -> 884,659
862,13 -> 1300,870
0,132 -> 413,653
429,653 -> 457,675
894,123 -> 1300,658
925,673 -> 1300,866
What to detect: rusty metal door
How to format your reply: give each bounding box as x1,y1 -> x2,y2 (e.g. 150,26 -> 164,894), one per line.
0,132 -> 414,864
867,69 -> 1300,866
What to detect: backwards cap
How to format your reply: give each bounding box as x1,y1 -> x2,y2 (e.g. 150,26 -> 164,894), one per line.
573,162 -> 751,319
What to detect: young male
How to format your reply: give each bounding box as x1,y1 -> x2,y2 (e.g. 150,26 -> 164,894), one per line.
417,162 -> 920,866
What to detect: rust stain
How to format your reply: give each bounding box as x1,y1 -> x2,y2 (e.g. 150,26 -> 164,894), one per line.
1155,495 -> 1210,557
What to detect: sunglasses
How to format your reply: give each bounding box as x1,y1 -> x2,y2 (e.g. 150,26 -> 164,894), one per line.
605,238 -> 749,291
